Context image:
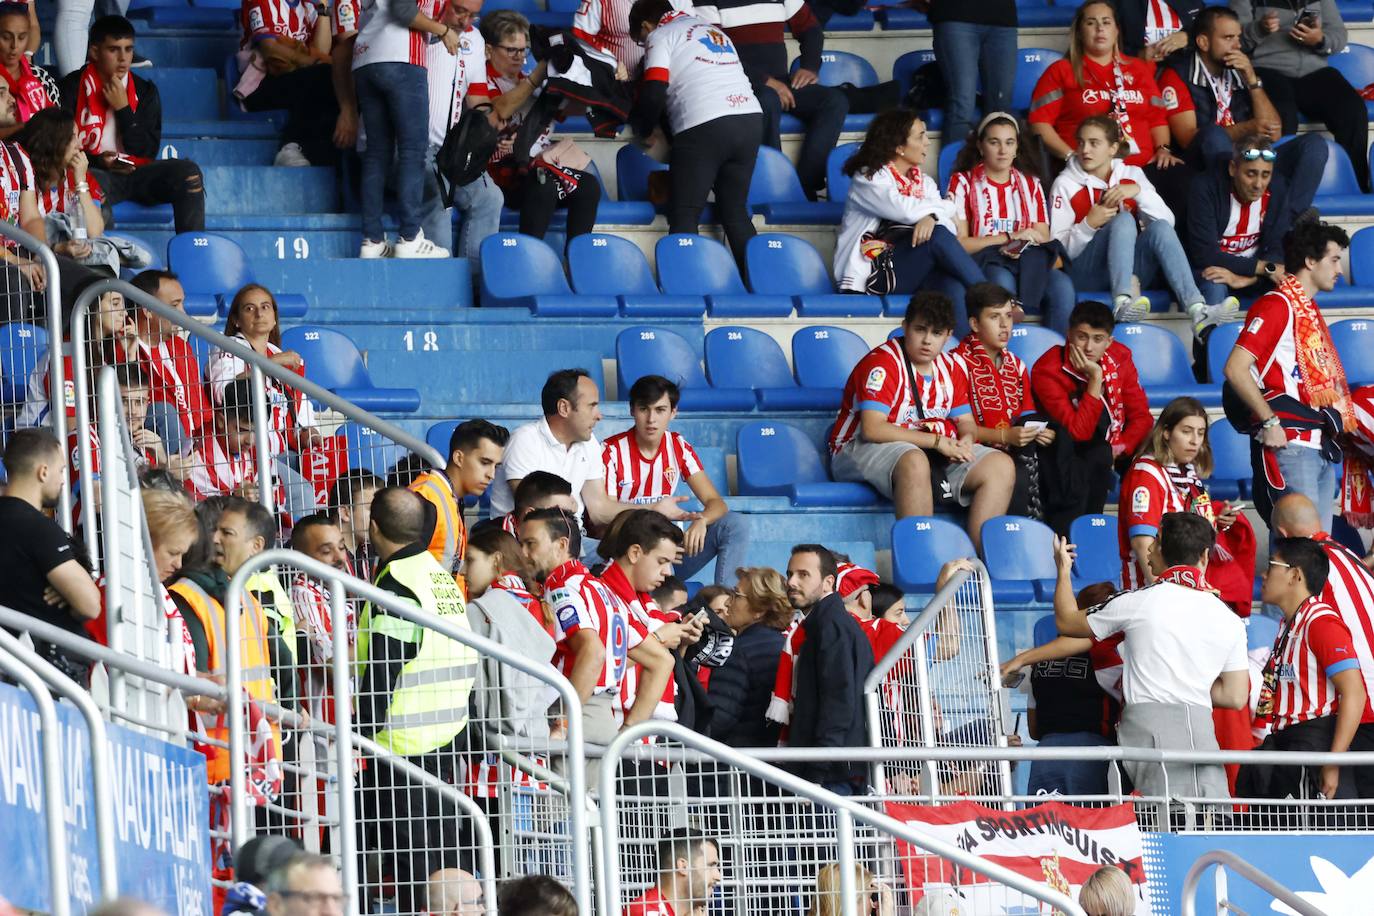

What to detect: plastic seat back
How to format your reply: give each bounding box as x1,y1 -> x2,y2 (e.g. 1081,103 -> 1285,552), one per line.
746,234 -> 835,295
748,146 -> 809,205
616,143 -> 669,201
656,235 -> 747,295
569,233 -> 658,296
891,48 -> 937,95
281,326 -> 372,390
1351,226 -> 1374,286
1115,323 -> 1194,387
704,327 -> 794,389
1207,418 -> 1252,499
1331,43 -> 1374,91
1069,513 -> 1121,585
827,142 -> 860,202
615,325 -> 708,393
794,50 -> 879,87
938,143 -> 961,189
167,232 -> 253,295
792,325 -> 870,389
736,421 -> 828,494
0,322 -> 46,404
479,233 -> 572,298
1007,325 -> 1063,369
1331,317 -> 1374,383
891,517 -> 977,591
1013,48 -> 1063,110
1205,320 -> 1244,383
1317,137 -> 1362,196
338,421 -> 408,476
980,515 -> 1057,581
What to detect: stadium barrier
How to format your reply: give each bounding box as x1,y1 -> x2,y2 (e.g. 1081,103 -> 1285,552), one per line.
864,561 -> 1013,800
0,219 -> 72,530
68,277 -> 444,577
1181,851 -> 1325,916
224,548 -> 594,916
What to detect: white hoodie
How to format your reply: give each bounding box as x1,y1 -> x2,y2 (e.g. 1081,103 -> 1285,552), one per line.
834,165 -> 956,292
1048,155 -> 1175,261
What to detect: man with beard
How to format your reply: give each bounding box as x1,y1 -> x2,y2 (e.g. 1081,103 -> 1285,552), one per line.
289,513 -> 354,726
626,830 -> 723,916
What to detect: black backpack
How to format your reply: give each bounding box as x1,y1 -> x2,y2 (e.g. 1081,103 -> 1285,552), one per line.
434,104 -> 499,204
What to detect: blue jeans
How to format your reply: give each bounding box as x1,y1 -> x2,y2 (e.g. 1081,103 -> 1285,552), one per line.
982,257 -> 1076,336
1028,732 -> 1112,796
933,22 -> 1018,147
1068,212 -> 1204,308
355,62 -> 429,242
673,511 -> 751,585
420,144 -> 503,269
1273,443 -> 1337,534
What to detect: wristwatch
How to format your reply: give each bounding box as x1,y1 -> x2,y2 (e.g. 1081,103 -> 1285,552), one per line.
1262,260 -> 1278,276
1261,415 -> 1282,430
1247,76 -> 1263,89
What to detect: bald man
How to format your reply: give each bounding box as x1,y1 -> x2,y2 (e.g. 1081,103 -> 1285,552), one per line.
1271,494 -> 1374,712
425,868 -> 484,916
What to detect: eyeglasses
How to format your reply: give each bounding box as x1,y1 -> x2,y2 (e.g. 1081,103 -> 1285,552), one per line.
494,44 -> 528,56
1239,148 -> 1277,162
279,892 -> 347,908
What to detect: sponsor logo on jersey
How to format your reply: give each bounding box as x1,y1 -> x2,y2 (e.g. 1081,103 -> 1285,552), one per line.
865,366 -> 886,392
1132,486 -> 1150,514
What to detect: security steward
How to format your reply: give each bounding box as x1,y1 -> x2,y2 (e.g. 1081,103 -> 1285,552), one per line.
355,486 -> 479,913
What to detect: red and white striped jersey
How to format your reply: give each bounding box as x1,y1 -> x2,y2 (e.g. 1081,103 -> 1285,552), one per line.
350,0 -> 445,69
1119,457 -> 1214,589
1234,288 -> 1331,448
946,166 -> 1048,238
602,429 -> 704,503
0,141 -> 34,245
1143,0 -> 1183,45
206,334 -> 316,459
828,340 -> 971,454
1272,595 -> 1374,731
494,573 -> 551,635
183,432 -> 258,501
625,887 -> 677,916
1315,534 -> 1374,710
34,168 -> 102,220
290,572 -> 356,724
135,335 -> 212,438
544,558 -> 645,695
242,0 -> 319,47
602,561 -> 678,723
1219,191 -> 1269,258
572,0 -> 634,68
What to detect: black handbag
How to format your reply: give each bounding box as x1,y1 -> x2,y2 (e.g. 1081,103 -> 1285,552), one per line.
435,103 -> 499,204
861,220 -> 916,296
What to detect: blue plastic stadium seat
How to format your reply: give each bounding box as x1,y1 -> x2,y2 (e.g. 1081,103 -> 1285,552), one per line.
746,234 -> 882,317
656,234 -> 792,317
792,51 -> 879,87
615,326 -> 755,411
937,142 -> 961,190
280,327 -> 421,413
1114,323 -> 1216,405
891,48 -> 936,96
827,141 -> 859,202
1338,0 -> 1374,23
1032,613 -> 1058,648
568,234 -> 703,317
1007,325 -> 1063,369
166,231 -> 308,319
1350,227 -> 1374,287
736,421 -> 881,506
876,7 -> 929,30
705,326 -> 830,410
426,420 -> 457,458
583,161 -> 655,224
1330,318 -> 1374,386
478,233 -> 617,316
1013,48 -> 1064,111
1014,3 -> 1075,27
891,517 -> 977,592
981,515 -> 1058,602
338,421 -> 410,477
1207,418 -> 1251,501
791,324 -> 870,409
1332,44 -> 1374,117
144,68 -> 219,120
1205,320 -> 1243,384
0,322 -> 46,404
1312,137 -> 1372,216
749,147 -> 844,223
1246,613 -> 1280,652
616,144 -> 668,203
1069,514 -> 1121,588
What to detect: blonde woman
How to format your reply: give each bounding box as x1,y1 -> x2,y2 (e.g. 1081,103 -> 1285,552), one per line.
705,566 -> 793,748
1079,864 -> 1136,916
141,487 -> 202,682
809,862 -> 895,916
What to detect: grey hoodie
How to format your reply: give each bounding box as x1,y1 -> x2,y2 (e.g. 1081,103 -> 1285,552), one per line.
1233,0 -> 1346,79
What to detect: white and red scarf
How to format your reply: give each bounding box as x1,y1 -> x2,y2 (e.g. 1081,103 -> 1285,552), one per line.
0,56 -> 52,122
1154,564 -> 1215,593
74,64 -> 148,164
1108,56 -> 1142,157
958,163 -> 1040,234
1061,343 -> 1127,446
953,333 -> 1026,436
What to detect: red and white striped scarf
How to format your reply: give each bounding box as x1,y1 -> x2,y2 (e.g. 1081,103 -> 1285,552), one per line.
74,64 -> 148,164
958,164 -> 1041,235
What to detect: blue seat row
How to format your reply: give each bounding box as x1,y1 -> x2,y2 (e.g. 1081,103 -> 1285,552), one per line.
167,232 -> 310,318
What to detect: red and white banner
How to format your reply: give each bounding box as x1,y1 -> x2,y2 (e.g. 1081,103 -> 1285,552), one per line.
883,800 -> 1154,914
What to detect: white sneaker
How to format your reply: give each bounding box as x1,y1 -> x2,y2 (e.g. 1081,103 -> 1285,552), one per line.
393,229 -> 450,259
1190,296 -> 1242,336
359,238 -> 393,259
1113,294 -> 1151,323
274,142 -> 311,167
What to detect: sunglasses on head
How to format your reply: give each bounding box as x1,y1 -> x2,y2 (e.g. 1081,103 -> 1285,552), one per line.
1239,148 -> 1277,162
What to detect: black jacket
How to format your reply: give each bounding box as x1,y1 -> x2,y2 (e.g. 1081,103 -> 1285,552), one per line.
788,593 -> 874,785
1118,0 -> 1207,56
705,623 -> 786,748
1159,48 -> 1255,134
57,69 -> 163,161
1186,164 -> 1289,276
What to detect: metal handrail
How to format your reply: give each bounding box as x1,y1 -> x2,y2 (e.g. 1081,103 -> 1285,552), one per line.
67,278 -> 446,571
0,641 -> 71,916
224,549 -> 592,916
598,721 -> 1088,916
1181,850 -> 1327,916
863,567 -> 972,694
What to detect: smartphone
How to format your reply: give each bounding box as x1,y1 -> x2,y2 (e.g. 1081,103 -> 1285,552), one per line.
692,609 -> 711,627
999,237 -> 1031,258
113,153 -> 137,167
1002,670 -> 1026,688
1227,500 -> 1249,514
1297,7 -> 1319,27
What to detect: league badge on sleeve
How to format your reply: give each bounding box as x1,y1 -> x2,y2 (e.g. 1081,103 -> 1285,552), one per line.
865,366 -> 886,393
1132,486 -> 1150,515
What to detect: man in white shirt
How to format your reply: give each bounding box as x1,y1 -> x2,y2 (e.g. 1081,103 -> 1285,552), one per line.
1054,511 -> 1250,801
418,0 -> 502,274
490,368 -> 698,538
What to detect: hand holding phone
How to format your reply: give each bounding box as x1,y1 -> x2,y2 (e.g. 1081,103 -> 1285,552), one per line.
999,237 -> 1031,258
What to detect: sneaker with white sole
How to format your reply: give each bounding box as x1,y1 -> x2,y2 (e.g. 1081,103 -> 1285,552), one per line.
1113,294 -> 1151,323
1189,296 -> 1242,336
359,238 -> 393,259
274,142 -> 311,167
393,229 -> 449,259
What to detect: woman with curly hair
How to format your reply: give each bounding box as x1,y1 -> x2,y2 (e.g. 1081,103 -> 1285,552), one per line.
834,108 -> 986,306
17,107 -> 105,261
705,566 -> 794,747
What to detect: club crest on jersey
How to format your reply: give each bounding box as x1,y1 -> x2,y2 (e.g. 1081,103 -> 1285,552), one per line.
249,7 -> 266,30
1132,486 -> 1150,514
1248,317 -> 1264,335
698,30 -> 731,53
664,467 -> 680,488
865,366 -> 886,392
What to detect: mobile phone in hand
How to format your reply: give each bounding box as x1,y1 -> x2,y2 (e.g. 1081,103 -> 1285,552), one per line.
999,237 -> 1031,258
1297,8 -> 1319,27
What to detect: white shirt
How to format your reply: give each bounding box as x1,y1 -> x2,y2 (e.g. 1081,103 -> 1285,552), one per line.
640,12 -> 760,133
835,165 -> 954,292
352,0 -> 445,69
425,24 -> 486,148
490,417 -> 605,517
1086,580 -> 1248,708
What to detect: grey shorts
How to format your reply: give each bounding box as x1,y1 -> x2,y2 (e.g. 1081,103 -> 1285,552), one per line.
831,439 -> 997,507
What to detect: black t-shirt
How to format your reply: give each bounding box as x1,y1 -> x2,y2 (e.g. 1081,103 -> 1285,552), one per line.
928,0 -> 1016,27
0,495 -> 86,635
1030,653 -> 1118,738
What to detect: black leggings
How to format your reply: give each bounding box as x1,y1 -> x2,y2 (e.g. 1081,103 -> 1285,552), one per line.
243,62 -> 341,167
667,112 -> 763,268
503,167 -> 600,244
94,159 -> 206,234
1258,65 -> 1370,192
